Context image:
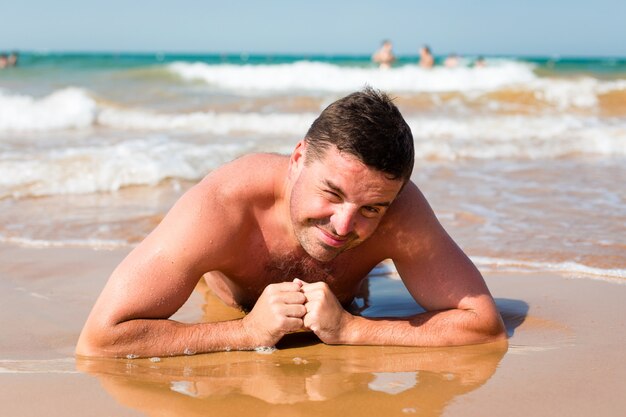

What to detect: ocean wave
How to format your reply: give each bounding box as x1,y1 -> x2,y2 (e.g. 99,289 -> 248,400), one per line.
1,115 -> 625,198
0,137 -> 253,198
1,82 -> 624,139
165,60 -> 626,106
472,256 -> 626,284
409,115 -> 626,159
167,60 -> 539,93
0,88 -> 96,132
97,107 -> 316,135
0,235 -> 128,250
0,87 -> 317,135
369,256 -> 626,284
101,112 -> 624,160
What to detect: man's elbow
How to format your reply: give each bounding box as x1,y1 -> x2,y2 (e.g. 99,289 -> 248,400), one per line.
475,309 -> 507,344
75,340 -> 100,358
75,322 -> 119,358
76,333 -> 105,358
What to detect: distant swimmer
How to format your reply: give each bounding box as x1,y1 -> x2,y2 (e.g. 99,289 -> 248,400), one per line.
77,87 -> 506,358
8,51 -> 18,67
444,53 -> 460,68
419,45 -> 434,68
0,51 -> 19,69
474,56 -> 486,68
372,40 -> 396,69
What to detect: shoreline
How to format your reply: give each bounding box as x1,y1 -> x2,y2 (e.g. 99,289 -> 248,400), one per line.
1,243 -> 625,416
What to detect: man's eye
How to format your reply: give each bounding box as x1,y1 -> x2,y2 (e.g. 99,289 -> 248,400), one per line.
362,206 -> 381,217
325,191 -> 341,201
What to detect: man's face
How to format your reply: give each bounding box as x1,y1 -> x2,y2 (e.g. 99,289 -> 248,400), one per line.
289,144 -> 403,262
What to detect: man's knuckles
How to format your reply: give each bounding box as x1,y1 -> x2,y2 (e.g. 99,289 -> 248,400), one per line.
302,281 -> 330,292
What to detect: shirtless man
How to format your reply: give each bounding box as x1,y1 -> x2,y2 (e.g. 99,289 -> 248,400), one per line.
77,88 -> 506,358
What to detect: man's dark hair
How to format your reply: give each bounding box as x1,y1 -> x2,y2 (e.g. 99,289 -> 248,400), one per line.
304,87 -> 414,183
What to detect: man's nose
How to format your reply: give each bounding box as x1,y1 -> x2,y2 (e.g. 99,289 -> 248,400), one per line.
331,205 -> 358,236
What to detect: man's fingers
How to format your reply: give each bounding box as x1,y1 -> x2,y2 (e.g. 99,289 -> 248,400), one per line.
283,304 -> 307,318
301,285 -> 328,303
280,291 -> 306,305
302,306 -> 319,331
284,317 -> 305,332
299,280 -> 327,290
262,283 -> 306,306
266,281 -> 302,293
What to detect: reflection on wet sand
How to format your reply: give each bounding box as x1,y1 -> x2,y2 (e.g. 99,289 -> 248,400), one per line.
77,340 -> 507,417
77,276 -> 513,417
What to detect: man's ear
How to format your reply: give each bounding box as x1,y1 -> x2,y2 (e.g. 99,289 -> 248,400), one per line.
289,140 -> 307,173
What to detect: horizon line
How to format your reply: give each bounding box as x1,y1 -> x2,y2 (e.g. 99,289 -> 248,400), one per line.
5,49 -> 626,60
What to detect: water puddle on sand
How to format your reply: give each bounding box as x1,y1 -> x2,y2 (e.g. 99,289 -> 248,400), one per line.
4,275 -> 584,417
496,297 -> 576,354
75,341 -> 509,417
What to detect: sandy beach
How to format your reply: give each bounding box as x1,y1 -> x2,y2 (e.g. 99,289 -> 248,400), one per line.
1,243 -> 624,417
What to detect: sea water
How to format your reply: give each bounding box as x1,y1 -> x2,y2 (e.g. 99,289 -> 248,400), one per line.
0,52 -> 624,281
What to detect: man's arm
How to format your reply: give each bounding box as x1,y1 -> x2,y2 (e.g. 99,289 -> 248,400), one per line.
77,172 -> 306,358
301,182 -> 506,347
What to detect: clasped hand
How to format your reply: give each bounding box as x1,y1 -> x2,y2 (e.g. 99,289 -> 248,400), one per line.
241,278 -> 352,347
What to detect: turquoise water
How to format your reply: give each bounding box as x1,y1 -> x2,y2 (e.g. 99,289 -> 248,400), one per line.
5,51 -> 626,72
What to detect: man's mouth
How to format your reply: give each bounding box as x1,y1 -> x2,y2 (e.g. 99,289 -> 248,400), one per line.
316,226 -> 350,248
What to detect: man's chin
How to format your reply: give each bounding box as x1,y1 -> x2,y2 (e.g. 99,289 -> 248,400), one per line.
306,241 -> 358,263
296,229 -> 359,262
303,249 -> 335,263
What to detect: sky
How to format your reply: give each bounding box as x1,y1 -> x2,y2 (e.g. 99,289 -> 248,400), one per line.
1,0 -> 625,57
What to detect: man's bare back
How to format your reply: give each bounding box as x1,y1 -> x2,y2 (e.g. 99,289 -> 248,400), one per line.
77,89 -> 506,358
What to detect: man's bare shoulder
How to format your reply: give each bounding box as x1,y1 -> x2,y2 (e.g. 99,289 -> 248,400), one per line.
142,153 -> 287,271
181,153 -> 287,240
372,181 -> 442,255
197,153 -> 288,202
385,181 -> 435,225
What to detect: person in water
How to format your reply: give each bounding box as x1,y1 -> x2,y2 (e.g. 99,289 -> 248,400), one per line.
419,45 -> 434,68
372,40 -> 396,69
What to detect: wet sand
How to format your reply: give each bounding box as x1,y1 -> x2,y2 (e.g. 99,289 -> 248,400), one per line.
1,244 -> 625,417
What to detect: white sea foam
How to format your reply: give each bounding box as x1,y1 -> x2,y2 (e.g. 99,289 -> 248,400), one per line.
532,77 -> 600,109
0,234 -> 129,249
1,114 -> 624,198
597,79 -> 626,93
1,87 -> 623,147
167,60 -> 539,93
369,257 -> 626,284
99,107 -> 626,153
0,137 -> 254,198
98,111 -> 626,160
408,115 -> 626,159
0,58 -> 624,138
166,60 -> 626,103
97,107 -> 316,135
472,256 -> 626,284
0,88 -> 96,132
0,87 -> 316,135
3,89 -> 619,158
